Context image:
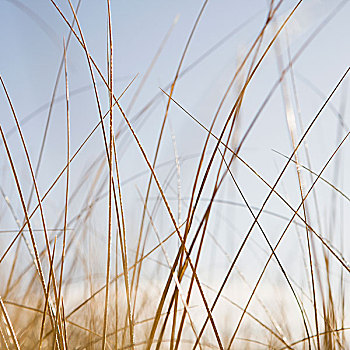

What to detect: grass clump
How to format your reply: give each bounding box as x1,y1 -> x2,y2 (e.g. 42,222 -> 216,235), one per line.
0,0 -> 349,349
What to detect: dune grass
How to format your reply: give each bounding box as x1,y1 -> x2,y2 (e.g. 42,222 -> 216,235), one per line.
0,0 -> 349,349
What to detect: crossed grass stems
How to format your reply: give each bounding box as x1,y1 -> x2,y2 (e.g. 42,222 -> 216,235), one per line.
0,0 -> 349,349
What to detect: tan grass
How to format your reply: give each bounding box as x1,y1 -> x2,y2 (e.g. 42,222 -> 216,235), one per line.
0,0 -> 349,349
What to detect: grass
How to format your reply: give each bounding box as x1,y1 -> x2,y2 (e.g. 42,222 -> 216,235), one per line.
0,0 -> 349,349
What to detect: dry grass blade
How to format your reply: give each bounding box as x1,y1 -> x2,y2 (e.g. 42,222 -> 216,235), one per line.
39,236 -> 57,350
102,1 -> 117,348
25,0 -> 82,213
0,297 -> 20,350
1,1 -> 349,349
272,149 -> 350,202
275,39 -> 319,349
55,38 -> 70,350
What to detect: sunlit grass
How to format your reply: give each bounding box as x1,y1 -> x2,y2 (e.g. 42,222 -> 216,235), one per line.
0,0 -> 349,349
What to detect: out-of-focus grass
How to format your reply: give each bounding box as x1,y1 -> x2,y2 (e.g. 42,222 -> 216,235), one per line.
0,0 -> 349,349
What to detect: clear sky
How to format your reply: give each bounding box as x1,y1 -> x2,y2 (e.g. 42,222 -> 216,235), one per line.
1,0 -> 350,342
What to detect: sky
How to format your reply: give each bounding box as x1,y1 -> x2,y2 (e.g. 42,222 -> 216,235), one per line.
0,0 -> 350,342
